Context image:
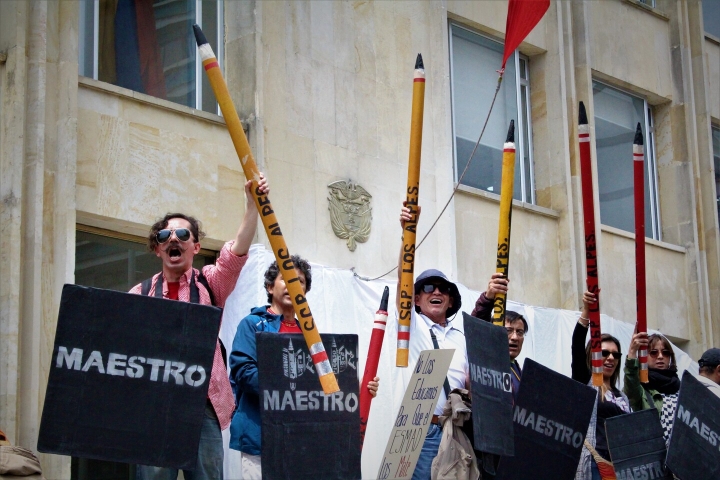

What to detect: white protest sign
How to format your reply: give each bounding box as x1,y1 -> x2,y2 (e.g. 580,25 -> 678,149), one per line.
376,349 -> 455,480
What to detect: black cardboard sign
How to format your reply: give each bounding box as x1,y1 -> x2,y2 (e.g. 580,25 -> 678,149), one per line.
495,359 -> 596,480
38,284 -> 221,470
258,333 -> 360,480
463,312 -> 514,456
665,372 -> 720,480
606,409 -> 672,480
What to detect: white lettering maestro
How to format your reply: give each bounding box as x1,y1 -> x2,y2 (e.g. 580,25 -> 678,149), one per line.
55,346 -> 207,387
513,406 -> 584,448
263,389 -> 358,413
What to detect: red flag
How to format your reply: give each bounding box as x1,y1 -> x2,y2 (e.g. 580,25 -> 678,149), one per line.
501,0 -> 550,70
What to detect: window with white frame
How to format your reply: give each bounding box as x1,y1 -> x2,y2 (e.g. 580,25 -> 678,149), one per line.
712,126 -> 720,225
449,23 -> 535,203
592,81 -> 660,239
78,0 -> 223,114
702,0 -> 720,39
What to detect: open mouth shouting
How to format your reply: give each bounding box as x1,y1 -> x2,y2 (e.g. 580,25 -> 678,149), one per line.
165,242 -> 186,261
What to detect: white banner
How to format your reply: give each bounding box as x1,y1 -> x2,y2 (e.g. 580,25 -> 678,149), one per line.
220,244 -> 700,479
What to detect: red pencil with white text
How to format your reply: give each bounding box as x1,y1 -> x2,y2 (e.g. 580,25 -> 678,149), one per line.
360,286 -> 389,448
633,123 -> 649,383
578,102 -> 603,387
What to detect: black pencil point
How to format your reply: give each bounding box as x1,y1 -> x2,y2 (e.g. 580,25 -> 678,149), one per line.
634,123 -> 643,145
579,101 -> 588,125
415,54 -> 424,70
578,102 -> 587,125
380,286 -> 389,311
506,120 -> 515,143
193,24 -> 208,47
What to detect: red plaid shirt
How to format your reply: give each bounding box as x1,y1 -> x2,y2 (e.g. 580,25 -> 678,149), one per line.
130,241 -> 247,430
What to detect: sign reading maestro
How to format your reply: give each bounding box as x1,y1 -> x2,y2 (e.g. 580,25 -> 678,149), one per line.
606,409 -> 672,480
495,359 -> 596,480
258,333 -> 361,480
666,372 -> 720,479
38,284 -> 221,470
377,349 -> 454,480
464,312 -> 514,456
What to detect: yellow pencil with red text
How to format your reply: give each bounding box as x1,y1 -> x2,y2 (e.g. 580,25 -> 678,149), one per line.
193,25 -> 338,394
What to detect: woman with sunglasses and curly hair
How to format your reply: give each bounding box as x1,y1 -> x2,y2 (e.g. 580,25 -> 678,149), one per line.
572,291 -> 631,480
624,331 -> 680,445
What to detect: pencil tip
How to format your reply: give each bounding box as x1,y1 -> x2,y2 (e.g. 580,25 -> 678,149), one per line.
579,102 -> 588,125
634,123 -> 643,145
193,24 -> 208,47
380,286 -> 389,311
415,54 -> 424,70
506,120 -> 515,142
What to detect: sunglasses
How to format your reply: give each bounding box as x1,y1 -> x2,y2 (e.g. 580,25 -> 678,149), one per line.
156,228 -> 192,244
420,283 -> 451,294
648,349 -> 672,358
602,349 -> 621,359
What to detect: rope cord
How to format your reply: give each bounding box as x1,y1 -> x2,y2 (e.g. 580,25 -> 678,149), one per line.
354,72 -> 505,282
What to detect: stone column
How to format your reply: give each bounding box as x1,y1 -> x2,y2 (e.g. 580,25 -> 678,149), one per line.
657,0 -> 712,356
0,1 -> 78,477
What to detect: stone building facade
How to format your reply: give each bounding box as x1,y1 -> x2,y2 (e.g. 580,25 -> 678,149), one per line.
1,0 -> 719,478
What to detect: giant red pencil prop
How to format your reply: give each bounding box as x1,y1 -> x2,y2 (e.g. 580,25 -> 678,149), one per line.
492,121 -> 516,325
359,286 -> 389,448
397,54 -> 425,367
578,102 -> 603,387
193,25 -> 338,394
633,123 -> 649,383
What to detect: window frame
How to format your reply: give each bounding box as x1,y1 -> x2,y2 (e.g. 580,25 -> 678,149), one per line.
78,0 -> 224,114
448,22 -> 535,204
592,79 -> 661,240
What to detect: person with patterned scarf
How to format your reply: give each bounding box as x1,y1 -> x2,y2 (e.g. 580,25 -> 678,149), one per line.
624,332 -> 681,445
572,291 -> 631,480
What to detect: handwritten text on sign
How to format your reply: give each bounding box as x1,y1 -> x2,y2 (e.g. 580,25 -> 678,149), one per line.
377,349 -> 454,480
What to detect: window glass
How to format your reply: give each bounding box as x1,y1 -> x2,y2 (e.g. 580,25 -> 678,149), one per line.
703,0 -> 720,39
79,0 -> 222,113
592,81 -> 659,238
449,24 -> 534,203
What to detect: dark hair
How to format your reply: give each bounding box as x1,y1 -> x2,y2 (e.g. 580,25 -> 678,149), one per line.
264,255 -> 312,303
505,311 -> 528,333
586,333 -> 622,395
148,213 -> 204,252
700,364 -> 718,375
648,334 -> 676,368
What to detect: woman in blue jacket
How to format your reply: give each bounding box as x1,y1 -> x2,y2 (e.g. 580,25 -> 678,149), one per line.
228,256 -> 378,480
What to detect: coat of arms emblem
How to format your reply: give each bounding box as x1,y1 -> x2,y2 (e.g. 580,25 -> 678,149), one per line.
282,337 -> 357,391
327,180 -> 372,252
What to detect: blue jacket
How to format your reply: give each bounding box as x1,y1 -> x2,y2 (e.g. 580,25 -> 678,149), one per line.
229,306 -> 282,455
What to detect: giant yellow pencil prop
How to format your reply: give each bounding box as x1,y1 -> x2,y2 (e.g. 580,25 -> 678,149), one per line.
193,25 -> 338,394
397,54 -> 426,367
492,121 -> 515,326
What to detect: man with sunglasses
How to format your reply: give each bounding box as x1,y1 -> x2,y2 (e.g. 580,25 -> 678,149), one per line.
130,175 -> 268,480
398,206 -> 467,480
470,274 -> 527,403
697,348 -> 720,398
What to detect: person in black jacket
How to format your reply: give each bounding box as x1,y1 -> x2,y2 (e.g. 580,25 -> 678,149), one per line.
572,291 -> 631,479
471,274 -> 525,403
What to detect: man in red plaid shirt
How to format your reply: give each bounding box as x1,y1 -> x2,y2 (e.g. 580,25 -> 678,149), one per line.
130,174 -> 268,480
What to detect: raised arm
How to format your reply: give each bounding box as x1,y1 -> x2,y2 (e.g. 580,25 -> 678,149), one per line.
231,173 -> 269,257
472,273 -> 509,320
571,290 -> 595,384
623,331 -> 650,411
